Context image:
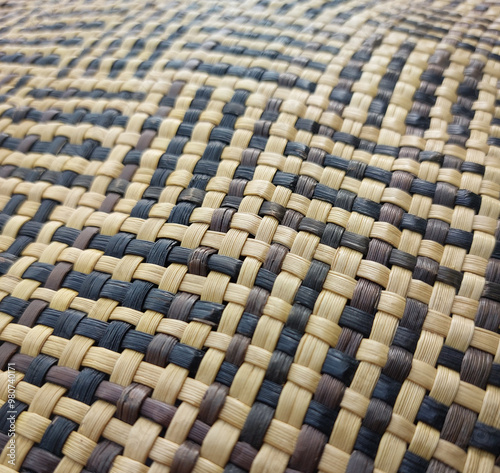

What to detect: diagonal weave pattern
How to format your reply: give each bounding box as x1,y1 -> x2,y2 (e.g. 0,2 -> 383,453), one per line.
0,0 -> 499,472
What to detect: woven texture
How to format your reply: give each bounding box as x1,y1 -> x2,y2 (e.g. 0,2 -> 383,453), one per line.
0,0 -> 499,472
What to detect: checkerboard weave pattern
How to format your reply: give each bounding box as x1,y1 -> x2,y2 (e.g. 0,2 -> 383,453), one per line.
0,0 -> 499,472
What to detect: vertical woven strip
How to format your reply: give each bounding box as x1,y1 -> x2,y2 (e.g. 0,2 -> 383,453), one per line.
0,1 -> 499,473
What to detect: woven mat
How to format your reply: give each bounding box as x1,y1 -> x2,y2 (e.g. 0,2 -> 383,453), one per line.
0,0 -> 499,472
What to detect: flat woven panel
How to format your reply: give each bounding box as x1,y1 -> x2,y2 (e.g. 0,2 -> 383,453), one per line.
0,0 -> 499,472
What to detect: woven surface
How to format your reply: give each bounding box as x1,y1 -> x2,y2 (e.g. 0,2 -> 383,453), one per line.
0,0 -> 499,472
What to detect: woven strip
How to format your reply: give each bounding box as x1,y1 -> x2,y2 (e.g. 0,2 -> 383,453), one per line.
0,1 -> 499,473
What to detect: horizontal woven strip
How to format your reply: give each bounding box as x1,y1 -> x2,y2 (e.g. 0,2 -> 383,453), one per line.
0,1 -> 499,473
